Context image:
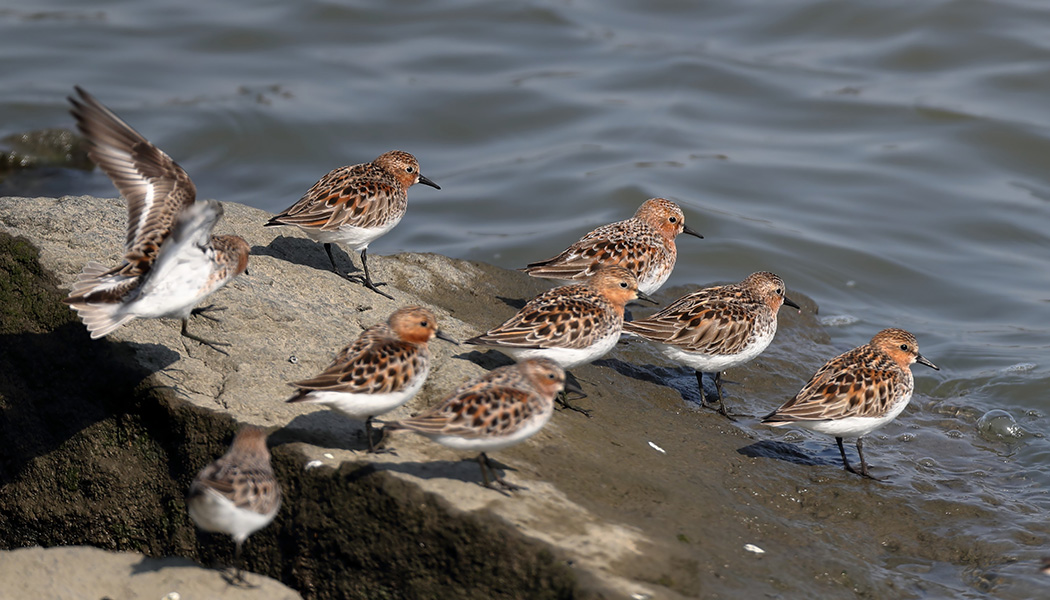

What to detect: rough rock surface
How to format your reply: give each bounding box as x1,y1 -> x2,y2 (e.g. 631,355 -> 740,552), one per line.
1,195 -> 1032,599
0,545 -> 300,599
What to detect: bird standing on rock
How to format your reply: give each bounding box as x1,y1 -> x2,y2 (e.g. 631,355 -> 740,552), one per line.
622,271 -> 799,418
264,150 -> 439,299
762,328 -> 939,479
284,306 -> 456,452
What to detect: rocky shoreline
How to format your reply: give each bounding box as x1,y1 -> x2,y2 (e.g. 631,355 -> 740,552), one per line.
0,195 -> 1033,599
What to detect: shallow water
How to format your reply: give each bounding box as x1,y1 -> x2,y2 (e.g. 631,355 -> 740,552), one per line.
2,0 -> 1048,595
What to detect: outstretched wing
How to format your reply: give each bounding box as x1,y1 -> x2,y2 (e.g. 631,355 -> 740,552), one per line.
70,86 -> 196,276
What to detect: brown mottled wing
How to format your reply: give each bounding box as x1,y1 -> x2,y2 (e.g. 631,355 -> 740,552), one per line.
395,384 -> 541,439
467,287 -> 615,349
288,327 -> 425,396
189,456 -> 281,515
266,163 -> 404,231
764,349 -> 904,422
622,285 -> 757,354
63,260 -> 142,304
70,87 -> 196,276
524,221 -> 662,280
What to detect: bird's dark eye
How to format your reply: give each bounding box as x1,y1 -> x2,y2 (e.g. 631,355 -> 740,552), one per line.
900,344 -> 909,351
620,282 -> 628,288
547,373 -> 555,379
420,321 -> 428,327
406,166 -> 415,173
669,216 -> 678,223
775,288 -> 783,295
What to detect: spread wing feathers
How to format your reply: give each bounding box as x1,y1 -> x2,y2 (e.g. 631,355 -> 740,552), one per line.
189,458 -> 280,515
63,262 -> 140,338
265,163 -> 402,231
70,86 -> 196,276
764,352 -> 904,422
467,292 -> 610,349
623,287 -> 757,354
65,261 -> 141,304
394,385 -> 541,439
287,338 -> 425,397
524,222 -> 661,279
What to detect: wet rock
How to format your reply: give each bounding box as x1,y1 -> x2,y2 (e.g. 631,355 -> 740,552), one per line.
0,128 -> 92,173
0,129 -> 95,198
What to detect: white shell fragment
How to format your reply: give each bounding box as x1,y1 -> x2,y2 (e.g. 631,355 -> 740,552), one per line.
648,441 -> 666,454
304,460 -> 323,470
744,543 -> 765,555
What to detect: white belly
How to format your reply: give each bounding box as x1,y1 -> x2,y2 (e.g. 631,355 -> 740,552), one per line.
128,245 -> 218,320
785,391 -> 914,439
187,488 -> 278,544
302,218 -> 401,251
424,411 -> 553,453
298,367 -> 428,419
650,326 -> 775,373
636,268 -> 671,296
535,270 -> 668,297
496,329 -> 620,369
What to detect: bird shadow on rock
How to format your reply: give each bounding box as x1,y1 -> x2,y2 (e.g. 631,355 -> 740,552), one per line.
120,341 -> 183,377
453,348 -> 516,370
736,439 -> 835,468
495,295 -> 527,310
273,412 -> 371,453
128,553 -> 200,575
593,357 -> 706,405
378,455 -> 519,492
592,356 -> 769,420
251,236 -> 362,276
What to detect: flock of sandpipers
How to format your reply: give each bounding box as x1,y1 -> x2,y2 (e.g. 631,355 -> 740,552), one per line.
60,86 -> 938,581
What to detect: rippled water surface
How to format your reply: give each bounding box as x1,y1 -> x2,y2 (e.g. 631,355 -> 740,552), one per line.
2,0 -> 1048,596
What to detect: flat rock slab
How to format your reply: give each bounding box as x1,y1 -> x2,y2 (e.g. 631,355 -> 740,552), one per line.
0,546 -> 301,600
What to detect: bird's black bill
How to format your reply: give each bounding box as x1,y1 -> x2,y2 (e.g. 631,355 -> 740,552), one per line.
636,290 -> 659,305
419,175 -> 441,190
682,224 -> 704,239
916,354 -> 939,370
435,330 -> 459,345
783,296 -> 801,310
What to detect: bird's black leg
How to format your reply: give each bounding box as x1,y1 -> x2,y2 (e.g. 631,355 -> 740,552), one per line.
181,318 -> 230,355
477,452 -> 522,492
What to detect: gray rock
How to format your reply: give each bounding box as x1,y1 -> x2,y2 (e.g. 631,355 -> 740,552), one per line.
0,545 -> 300,599
1,195 -> 1025,599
